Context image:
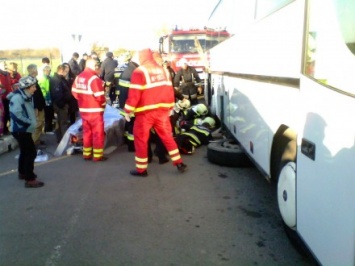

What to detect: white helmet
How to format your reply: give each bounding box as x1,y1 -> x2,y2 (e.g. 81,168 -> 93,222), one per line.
201,117 -> 216,128
192,103 -> 208,116
178,99 -> 191,109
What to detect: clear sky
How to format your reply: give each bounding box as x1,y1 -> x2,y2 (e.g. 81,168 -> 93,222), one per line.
1,0 -> 219,53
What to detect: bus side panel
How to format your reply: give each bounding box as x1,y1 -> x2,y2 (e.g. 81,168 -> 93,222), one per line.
213,74 -> 300,176
297,77 -> 355,266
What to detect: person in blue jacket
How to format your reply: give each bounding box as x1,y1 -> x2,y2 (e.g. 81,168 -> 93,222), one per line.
7,76 -> 44,188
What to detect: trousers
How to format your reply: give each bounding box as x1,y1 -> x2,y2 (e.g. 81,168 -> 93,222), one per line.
81,113 -> 105,160
133,109 -> 183,172
12,132 -> 37,180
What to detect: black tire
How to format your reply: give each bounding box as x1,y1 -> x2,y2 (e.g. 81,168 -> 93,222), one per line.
207,139 -> 253,167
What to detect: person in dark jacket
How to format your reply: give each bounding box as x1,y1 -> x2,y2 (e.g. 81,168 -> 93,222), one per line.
50,64 -> 72,143
62,62 -> 78,125
27,64 -> 46,146
173,58 -> 202,105
78,53 -> 88,73
7,76 -> 44,188
100,52 -> 118,83
100,52 -> 118,104
68,52 -> 81,76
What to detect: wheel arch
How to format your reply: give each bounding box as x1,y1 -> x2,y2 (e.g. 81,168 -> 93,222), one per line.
270,124 -> 297,182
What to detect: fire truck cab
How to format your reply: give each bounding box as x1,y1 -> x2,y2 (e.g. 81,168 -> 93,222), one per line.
159,27 -> 230,101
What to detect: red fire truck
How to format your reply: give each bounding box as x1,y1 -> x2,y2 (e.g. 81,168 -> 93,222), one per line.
159,27 -> 230,100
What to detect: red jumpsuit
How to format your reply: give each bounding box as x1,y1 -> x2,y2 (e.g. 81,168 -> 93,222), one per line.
124,49 -> 183,173
72,68 -> 106,161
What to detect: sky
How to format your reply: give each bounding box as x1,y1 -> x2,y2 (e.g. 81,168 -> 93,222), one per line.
1,0 -> 219,55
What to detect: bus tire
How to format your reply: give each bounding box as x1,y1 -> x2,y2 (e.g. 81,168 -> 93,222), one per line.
277,161 -> 314,261
277,161 -> 296,229
207,139 -> 253,167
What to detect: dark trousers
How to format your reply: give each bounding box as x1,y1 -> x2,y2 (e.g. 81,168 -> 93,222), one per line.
44,105 -> 54,132
2,98 -> 10,134
148,131 -> 168,160
12,132 -> 37,180
53,104 -> 69,143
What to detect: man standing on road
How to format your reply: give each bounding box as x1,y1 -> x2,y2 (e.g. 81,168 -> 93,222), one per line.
72,58 -> 107,162
173,58 -> 202,106
50,64 -> 71,143
100,51 -> 118,104
27,64 -> 46,147
124,48 -> 187,177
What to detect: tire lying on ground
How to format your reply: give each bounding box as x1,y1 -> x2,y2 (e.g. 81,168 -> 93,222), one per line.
207,139 -> 253,167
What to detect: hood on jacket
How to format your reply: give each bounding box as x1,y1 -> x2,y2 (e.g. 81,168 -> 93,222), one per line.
7,88 -> 32,102
132,48 -> 154,65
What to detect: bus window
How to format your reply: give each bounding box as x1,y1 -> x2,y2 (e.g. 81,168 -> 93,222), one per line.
305,0 -> 355,94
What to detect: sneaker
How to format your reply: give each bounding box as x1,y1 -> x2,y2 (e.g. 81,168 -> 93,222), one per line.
93,156 -> 108,162
83,157 -> 92,161
176,163 -> 187,173
159,157 -> 169,164
25,180 -> 44,188
130,169 -> 148,177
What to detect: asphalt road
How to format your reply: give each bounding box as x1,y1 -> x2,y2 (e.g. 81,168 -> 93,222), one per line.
0,133 -> 316,266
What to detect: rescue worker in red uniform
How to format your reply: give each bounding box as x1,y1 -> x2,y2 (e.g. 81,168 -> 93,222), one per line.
71,58 -> 107,161
124,49 -> 187,177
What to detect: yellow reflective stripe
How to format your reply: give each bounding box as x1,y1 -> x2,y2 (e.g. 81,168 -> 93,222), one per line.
79,107 -> 105,112
127,135 -> 134,141
119,80 -> 131,87
189,140 -> 198,146
191,126 -> 209,136
135,156 -> 148,163
94,91 -> 105,97
182,132 -> 201,145
171,154 -> 181,161
134,102 -> 175,113
168,149 -> 180,155
93,148 -> 104,153
136,164 -> 147,169
125,105 -> 135,112
130,81 -> 172,90
83,147 -> 92,156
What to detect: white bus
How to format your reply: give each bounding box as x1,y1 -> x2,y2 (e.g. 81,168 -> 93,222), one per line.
206,0 -> 355,265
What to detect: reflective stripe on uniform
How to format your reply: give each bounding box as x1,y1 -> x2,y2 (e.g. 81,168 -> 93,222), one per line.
119,79 -> 131,87
181,132 -> 201,146
133,102 -> 174,113
79,107 -> 105,112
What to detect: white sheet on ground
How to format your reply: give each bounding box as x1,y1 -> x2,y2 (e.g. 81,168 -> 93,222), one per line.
54,105 -> 125,157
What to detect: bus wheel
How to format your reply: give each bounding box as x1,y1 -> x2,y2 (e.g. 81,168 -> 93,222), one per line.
277,161 -> 296,229
207,139 -> 253,167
